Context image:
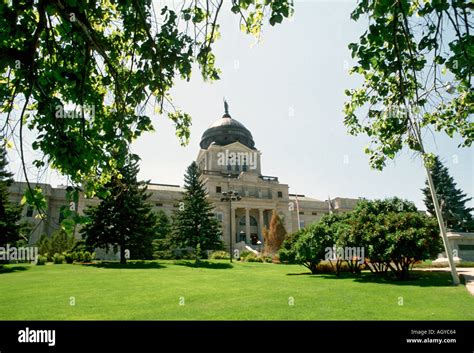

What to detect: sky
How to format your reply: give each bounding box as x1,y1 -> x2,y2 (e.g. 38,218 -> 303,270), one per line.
7,0 -> 473,211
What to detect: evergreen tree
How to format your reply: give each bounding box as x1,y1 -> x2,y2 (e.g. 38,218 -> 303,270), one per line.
422,156 -> 474,232
81,155 -> 157,264
172,162 -> 223,262
0,143 -> 22,247
152,210 -> 173,259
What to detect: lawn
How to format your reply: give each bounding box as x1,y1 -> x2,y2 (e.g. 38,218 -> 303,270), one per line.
0,260 -> 472,320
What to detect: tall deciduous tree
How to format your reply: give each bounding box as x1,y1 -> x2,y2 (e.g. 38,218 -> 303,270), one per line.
344,0 -> 472,285
81,155 -> 157,264
0,143 -> 22,248
172,162 -> 223,262
0,1 -> 292,201
345,198 -> 442,280
422,156 -> 474,232
263,210 -> 287,256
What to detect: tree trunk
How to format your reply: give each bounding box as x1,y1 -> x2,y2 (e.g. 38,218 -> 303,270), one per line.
120,243 -> 126,265
425,167 -> 460,285
406,108 -> 459,285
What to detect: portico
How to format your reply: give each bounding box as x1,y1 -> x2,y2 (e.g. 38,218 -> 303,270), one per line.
234,207 -> 269,245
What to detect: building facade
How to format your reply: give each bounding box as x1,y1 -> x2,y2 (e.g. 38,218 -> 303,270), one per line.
9,103 -> 359,252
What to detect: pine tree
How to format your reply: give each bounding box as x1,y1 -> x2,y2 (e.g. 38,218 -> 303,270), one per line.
0,143 -> 22,247
172,162 -> 223,262
422,156 -> 474,232
81,155 -> 158,264
152,210 -> 173,259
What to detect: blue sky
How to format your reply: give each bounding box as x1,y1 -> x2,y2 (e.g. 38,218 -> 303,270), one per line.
8,0 -> 473,210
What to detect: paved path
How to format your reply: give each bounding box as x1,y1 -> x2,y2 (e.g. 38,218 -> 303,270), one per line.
419,267 -> 474,295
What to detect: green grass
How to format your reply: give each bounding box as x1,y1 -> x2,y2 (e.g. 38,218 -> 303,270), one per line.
0,261 -> 472,320
413,260 -> 474,268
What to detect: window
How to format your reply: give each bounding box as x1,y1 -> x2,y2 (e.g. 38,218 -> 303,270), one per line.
234,164 -> 240,172
277,191 -> 283,198
216,186 -> 222,193
26,206 -> 34,218
299,211 -> 304,215
216,212 -> 224,222
312,212 -> 318,216
156,203 -> 163,207
239,216 -> 258,226
299,220 -> 305,228
459,245 -> 474,251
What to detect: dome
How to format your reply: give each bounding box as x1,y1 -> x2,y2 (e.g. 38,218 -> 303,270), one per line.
200,102 -> 255,150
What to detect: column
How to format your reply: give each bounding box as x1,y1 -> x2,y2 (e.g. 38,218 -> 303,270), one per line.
245,208 -> 251,244
258,208 -> 264,241
231,206 -> 236,245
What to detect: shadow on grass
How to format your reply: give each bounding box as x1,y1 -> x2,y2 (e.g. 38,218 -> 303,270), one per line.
85,261 -> 166,270
174,260 -> 233,269
286,272 -> 314,276
285,269 -> 456,287
309,271 -> 456,287
0,265 -> 30,274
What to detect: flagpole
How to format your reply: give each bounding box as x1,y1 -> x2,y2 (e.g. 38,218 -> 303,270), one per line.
295,193 -> 301,230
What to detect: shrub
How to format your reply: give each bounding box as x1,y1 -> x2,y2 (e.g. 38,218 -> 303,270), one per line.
36,255 -> 47,265
242,253 -> 264,262
280,198 -> 442,280
53,253 -> 65,264
264,256 -> 273,263
37,235 -> 51,255
64,252 -> 74,264
43,252 -> 54,262
82,251 -> 93,262
279,228 -> 304,264
238,251 -> 253,260
73,251 -> 84,262
278,213 -> 346,274
50,229 -> 76,255
153,250 -> 175,260
71,251 -> 94,263
246,256 -> 262,263
346,198 -> 442,279
210,251 -> 230,260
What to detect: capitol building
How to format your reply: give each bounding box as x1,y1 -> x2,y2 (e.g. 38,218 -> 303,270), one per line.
9,103 -> 359,251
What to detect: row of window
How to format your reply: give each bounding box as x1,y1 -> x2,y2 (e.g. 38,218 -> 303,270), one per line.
215,186 -> 284,198
226,164 -> 249,172
298,211 -> 318,216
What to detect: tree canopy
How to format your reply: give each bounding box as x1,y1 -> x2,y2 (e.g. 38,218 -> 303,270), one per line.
280,198 -> 442,279
344,0 -> 472,170
0,143 -> 22,247
0,0 -> 293,202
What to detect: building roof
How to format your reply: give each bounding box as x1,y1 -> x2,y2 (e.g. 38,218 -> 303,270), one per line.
200,101 -> 255,150
289,195 -> 324,202
148,183 -> 184,192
